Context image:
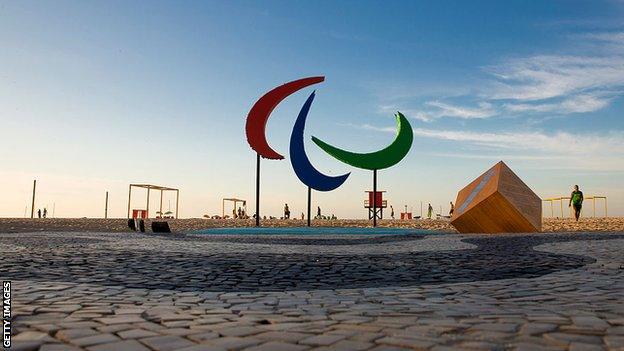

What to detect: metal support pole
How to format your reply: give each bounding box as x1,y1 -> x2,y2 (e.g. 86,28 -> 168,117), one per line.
373,169 -> 377,227
256,153 -> 260,227
160,190 -> 164,218
593,198 -> 596,218
307,186 -> 311,227
146,188 -> 150,218
175,189 -> 179,219
605,198 -> 608,217
105,191 -> 109,219
550,201 -> 553,218
31,180 -> 36,218
127,185 -> 132,218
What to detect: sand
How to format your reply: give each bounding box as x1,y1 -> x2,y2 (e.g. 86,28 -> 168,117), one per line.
0,217 -> 622,234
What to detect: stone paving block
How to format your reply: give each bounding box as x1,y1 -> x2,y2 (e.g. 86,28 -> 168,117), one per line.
139,335 -> 196,351
160,327 -> 196,336
98,324 -> 135,333
243,341 -> 309,351
571,316 -> 610,330
254,331 -> 312,343
71,333 -> 121,347
5,340 -> 45,351
347,332 -> 385,342
177,345 -> 227,351
300,334 -> 346,346
604,335 -> 624,349
216,326 -> 263,337
96,315 -> 146,325
568,342 -> 605,351
207,336 -> 262,350
60,321 -> 103,329
13,330 -> 57,342
87,339 -> 151,351
368,346 -> 413,351
55,328 -> 100,342
321,339 -> 373,350
187,331 -> 220,342
39,344 -> 83,351
543,332 -> 603,346
519,322 -> 558,335
375,336 -> 435,349
514,342 -> 563,351
117,328 -> 159,339
468,323 -> 518,333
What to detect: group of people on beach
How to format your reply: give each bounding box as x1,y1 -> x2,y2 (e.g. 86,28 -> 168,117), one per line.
280,204 -> 337,220
232,207 -> 248,219
37,208 -> 48,218
251,185 -> 585,222
388,202 -> 455,219
384,185 -> 584,221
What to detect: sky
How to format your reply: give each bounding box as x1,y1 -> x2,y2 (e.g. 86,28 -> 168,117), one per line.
1,0 -> 623,219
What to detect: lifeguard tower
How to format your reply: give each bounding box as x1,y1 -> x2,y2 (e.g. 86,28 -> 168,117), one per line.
364,191 -> 387,221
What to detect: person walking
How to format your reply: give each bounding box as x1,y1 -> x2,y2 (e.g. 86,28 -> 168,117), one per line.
37,208 -> 42,219
390,205 -> 395,219
317,206 -> 321,219
449,202 -> 455,217
427,203 -> 433,219
284,203 -> 290,219
569,185 -> 584,221
43,208 -> 47,218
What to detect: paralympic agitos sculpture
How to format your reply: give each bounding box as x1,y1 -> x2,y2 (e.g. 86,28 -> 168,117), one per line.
246,76 -> 413,227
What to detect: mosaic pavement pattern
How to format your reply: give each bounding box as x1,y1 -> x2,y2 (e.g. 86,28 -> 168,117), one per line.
1,231 -> 624,350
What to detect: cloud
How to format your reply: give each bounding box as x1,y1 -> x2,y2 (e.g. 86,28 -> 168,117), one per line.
380,101 -> 496,122
486,55 -> 624,101
504,94 -> 612,113
580,31 -> 624,45
359,123 -> 624,171
379,31 -> 624,122
426,101 -> 496,119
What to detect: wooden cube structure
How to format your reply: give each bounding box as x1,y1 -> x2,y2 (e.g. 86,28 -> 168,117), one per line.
451,161 -> 541,233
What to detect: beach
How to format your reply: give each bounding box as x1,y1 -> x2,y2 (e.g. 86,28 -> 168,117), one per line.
0,216 -> 622,233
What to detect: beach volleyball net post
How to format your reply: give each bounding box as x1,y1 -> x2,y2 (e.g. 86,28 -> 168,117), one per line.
542,195 -> 607,218
127,184 -> 180,219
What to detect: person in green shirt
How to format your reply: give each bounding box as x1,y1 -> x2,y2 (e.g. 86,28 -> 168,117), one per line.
569,185 -> 584,221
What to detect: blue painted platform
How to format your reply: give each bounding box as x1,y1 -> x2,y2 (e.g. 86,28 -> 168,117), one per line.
192,227 -> 434,235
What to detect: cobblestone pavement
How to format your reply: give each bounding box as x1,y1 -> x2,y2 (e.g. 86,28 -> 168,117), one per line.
1,231 -> 624,350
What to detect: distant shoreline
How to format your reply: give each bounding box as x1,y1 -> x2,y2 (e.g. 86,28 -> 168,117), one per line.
0,217 -> 622,234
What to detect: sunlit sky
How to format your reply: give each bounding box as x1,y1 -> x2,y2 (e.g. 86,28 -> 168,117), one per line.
1,0 -> 623,219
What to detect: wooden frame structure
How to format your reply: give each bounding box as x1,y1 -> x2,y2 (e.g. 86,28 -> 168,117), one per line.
222,198 -> 247,218
127,184 -> 179,219
542,196 -> 608,218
